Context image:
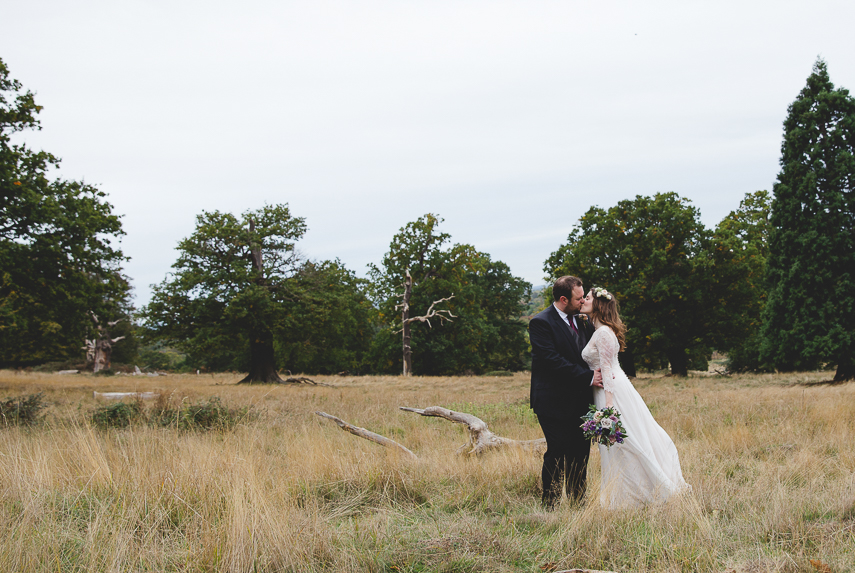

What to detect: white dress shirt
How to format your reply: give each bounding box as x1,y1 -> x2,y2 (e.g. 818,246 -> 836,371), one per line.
554,303 -> 594,386
553,303 -> 579,331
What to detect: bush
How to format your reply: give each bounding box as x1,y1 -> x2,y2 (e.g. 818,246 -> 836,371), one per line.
92,396 -> 250,431
0,393 -> 47,426
157,397 -> 248,431
91,401 -> 143,429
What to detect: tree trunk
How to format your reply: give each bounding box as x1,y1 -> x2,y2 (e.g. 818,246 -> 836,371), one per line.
92,340 -> 108,372
833,349 -> 854,382
93,340 -> 112,372
402,271 -> 413,377
618,348 -> 636,377
667,347 -> 688,377
84,312 -> 125,373
238,218 -> 283,384
239,331 -> 283,383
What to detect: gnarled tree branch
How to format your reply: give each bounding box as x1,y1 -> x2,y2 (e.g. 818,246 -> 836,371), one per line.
395,294 -> 456,331
400,406 -> 545,455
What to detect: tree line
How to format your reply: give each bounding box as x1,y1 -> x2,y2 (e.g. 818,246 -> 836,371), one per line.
1,57 -> 852,381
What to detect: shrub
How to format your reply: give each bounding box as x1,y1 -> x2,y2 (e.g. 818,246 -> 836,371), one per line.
156,397 -> 248,431
92,396 -> 250,431
91,401 -> 143,429
0,393 -> 47,426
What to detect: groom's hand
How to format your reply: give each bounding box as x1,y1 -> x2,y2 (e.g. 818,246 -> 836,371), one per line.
591,369 -> 604,388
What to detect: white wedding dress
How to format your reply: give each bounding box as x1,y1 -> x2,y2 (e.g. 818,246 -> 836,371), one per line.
582,324 -> 690,508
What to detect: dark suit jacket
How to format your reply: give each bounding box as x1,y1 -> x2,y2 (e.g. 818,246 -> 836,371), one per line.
529,305 -> 595,418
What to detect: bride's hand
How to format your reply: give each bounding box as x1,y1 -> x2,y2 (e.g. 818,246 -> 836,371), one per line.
605,391 -> 614,409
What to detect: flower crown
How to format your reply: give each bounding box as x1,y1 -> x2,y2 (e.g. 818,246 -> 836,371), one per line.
593,287 -> 612,301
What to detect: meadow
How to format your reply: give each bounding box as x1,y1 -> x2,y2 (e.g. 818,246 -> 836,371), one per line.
0,368 -> 852,573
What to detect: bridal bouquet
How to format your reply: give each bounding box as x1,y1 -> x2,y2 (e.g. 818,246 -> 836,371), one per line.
581,405 -> 627,448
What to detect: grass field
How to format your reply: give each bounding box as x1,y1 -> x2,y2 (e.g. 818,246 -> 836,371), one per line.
0,368 -> 852,572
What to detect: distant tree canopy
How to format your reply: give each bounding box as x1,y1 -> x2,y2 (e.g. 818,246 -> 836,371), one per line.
709,190 -> 771,371
9,51 -> 852,381
545,193 -> 714,376
367,214 -> 531,375
0,57 -> 131,367
274,259 -> 377,375
141,205 -> 376,379
761,59 -> 855,382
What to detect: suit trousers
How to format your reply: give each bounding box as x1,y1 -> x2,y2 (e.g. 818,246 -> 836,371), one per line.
537,413 -> 590,506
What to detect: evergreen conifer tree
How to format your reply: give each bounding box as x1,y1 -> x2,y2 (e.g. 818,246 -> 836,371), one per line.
761,59 -> 855,381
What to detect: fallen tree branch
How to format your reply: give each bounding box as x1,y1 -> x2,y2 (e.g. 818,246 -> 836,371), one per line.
283,377 -> 329,386
93,391 -> 158,400
399,406 -> 545,455
315,411 -> 417,459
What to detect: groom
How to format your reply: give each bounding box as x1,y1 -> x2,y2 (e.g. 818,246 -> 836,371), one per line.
529,275 -> 603,508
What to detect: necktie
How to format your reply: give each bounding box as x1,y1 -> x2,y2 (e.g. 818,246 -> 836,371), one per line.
569,316 -> 579,335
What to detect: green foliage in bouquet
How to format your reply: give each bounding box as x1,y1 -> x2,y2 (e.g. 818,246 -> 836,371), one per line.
581,404 -> 627,448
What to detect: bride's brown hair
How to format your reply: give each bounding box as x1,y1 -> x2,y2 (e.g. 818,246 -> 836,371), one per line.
589,288 -> 627,351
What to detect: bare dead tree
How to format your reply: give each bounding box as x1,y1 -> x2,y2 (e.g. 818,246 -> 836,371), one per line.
395,268 -> 455,376
315,406 -> 544,457
83,311 -> 126,373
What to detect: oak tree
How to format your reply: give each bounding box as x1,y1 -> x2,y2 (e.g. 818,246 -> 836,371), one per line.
546,193 -> 713,376
142,205 -> 375,380
143,205 -> 305,382
0,58 -> 130,367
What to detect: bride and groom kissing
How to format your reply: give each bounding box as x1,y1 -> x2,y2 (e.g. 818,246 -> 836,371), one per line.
529,275 -> 690,510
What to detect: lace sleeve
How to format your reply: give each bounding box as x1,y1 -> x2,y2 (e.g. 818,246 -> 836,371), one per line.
597,328 -> 620,395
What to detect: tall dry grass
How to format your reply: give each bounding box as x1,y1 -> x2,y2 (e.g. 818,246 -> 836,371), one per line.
0,369 -> 852,572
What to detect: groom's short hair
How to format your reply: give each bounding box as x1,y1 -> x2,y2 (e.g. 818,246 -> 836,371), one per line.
553,276 -> 583,301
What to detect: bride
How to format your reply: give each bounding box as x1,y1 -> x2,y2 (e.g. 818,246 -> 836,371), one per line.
580,287 -> 690,508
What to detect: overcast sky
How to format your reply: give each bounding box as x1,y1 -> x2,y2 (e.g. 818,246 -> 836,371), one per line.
4,1 -> 854,305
